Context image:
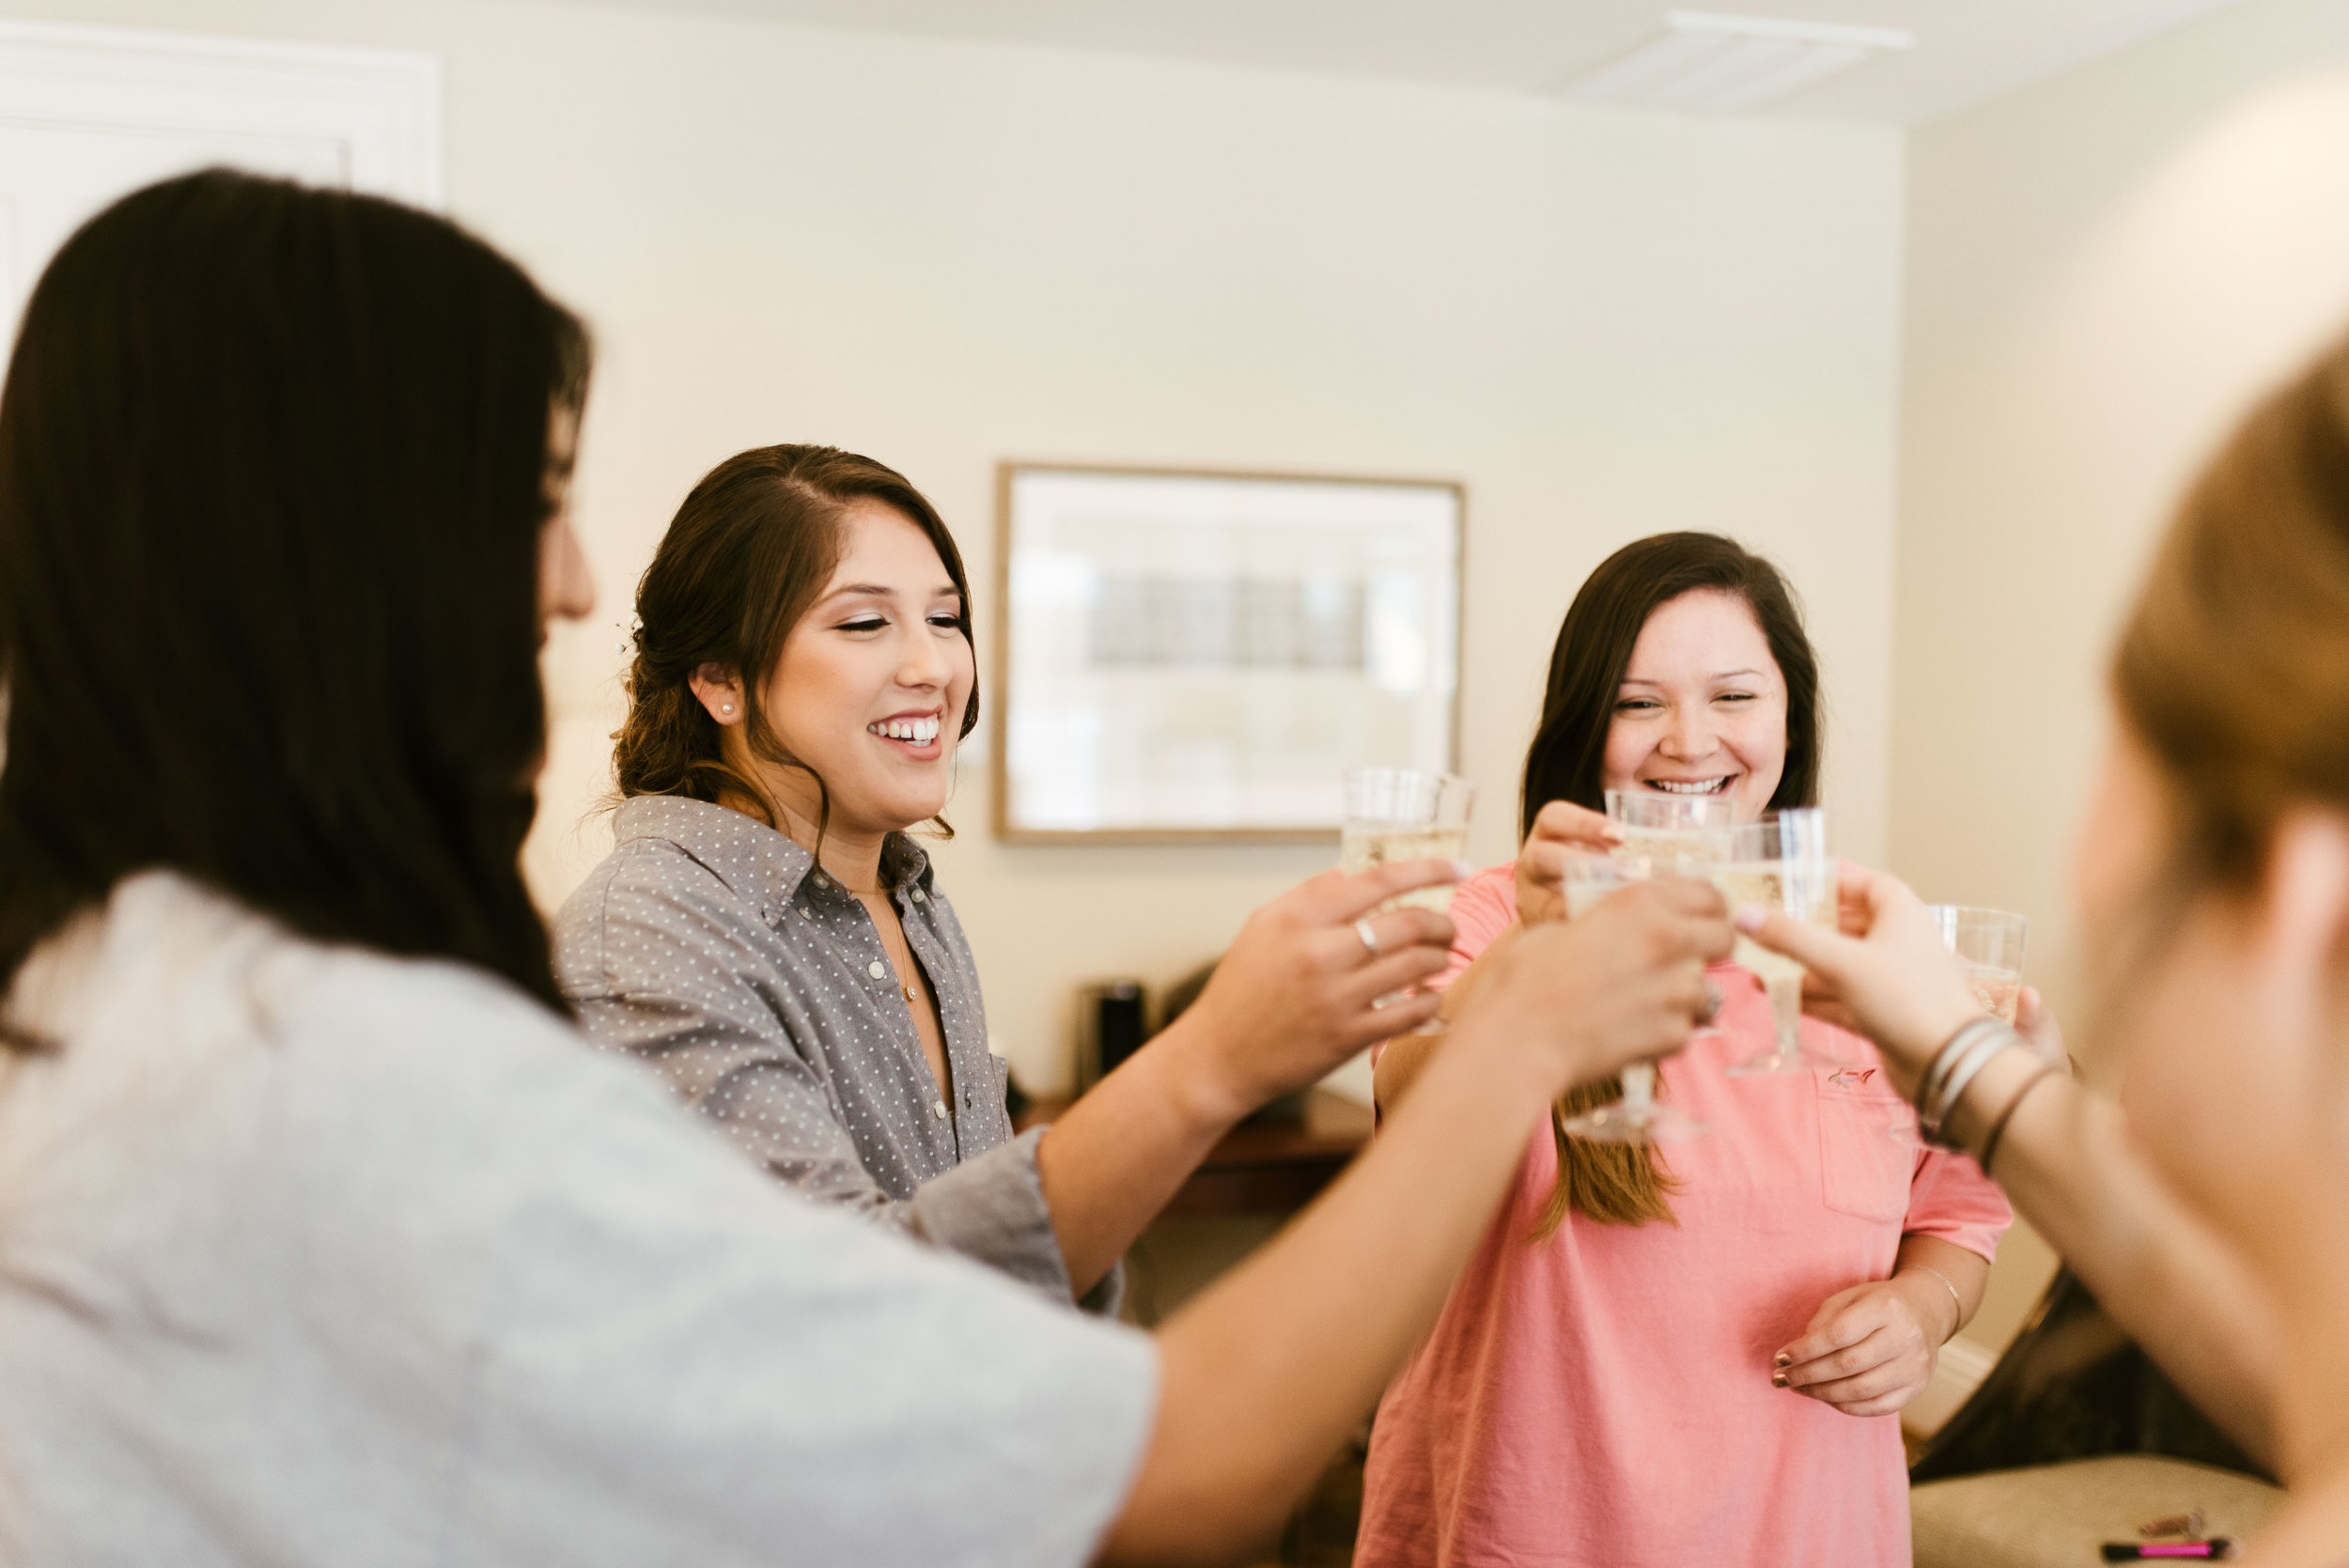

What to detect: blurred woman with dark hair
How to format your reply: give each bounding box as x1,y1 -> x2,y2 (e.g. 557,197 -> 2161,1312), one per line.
1746,327 -> 2349,1561
552,443 -> 1483,1310
0,168 -> 1729,1565
1360,534 -> 2011,1568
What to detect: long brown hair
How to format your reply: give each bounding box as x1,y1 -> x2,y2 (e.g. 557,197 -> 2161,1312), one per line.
613,445 -> 977,843
0,170 -> 586,1045
2114,336 -> 2349,903
1524,533 -> 1823,1234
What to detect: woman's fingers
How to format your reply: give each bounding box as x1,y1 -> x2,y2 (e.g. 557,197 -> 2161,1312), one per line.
1732,867 -> 1982,1089
2015,986 -> 2072,1068
1314,859 -> 1469,925
1529,800 -> 1624,852
1335,946 -> 1452,1015
1345,904 -> 1454,963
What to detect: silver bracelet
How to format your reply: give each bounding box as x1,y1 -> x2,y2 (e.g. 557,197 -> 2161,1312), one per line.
1926,1032 -> 2019,1145
1912,1262 -> 1964,1342
1916,1017 -> 2005,1123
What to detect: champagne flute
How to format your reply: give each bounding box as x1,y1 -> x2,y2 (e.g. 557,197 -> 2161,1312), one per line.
1556,854 -> 1709,1145
1341,768 -> 1474,1032
1926,905 -> 2028,1024
1719,809 -> 1845,1076
1605,789 -> 1734,1033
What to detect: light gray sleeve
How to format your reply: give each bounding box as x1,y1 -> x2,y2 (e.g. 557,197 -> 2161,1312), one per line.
558,864 -> 1102,1310
313,986 -> 1159,1568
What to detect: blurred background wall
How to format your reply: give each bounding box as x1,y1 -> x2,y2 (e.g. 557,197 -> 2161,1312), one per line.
0,0 -> 1906,1096
1894,0 -> 2349,1346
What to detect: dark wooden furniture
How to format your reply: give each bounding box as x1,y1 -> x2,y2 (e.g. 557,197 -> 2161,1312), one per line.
1016,1088 -> 1374,1219
1910,1268 -> 2274,1485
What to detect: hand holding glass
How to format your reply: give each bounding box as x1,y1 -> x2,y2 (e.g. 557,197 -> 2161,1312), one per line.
1925,905 -> 2027,1023
1719,809 -> 1843,1076
1557,855 -> 1709,1145
1341,768 -> 1474,1032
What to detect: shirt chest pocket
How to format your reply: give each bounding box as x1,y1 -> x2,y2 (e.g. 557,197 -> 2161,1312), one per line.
1815,1077 -> 1912,1224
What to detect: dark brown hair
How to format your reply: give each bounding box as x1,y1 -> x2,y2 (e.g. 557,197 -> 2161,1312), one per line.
2115,334 -> 2349,899
0,170 -> 588,1042
613,445 -> 976,841
1523,532 -> 1823,1234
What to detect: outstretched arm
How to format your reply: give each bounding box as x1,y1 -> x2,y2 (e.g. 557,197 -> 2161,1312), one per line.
1740,865 -> 2283,1465
1101,880 -> 1733,1565
1037,858 -> 1461,1295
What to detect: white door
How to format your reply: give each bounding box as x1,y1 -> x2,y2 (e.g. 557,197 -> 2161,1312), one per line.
0,19 -> 440,351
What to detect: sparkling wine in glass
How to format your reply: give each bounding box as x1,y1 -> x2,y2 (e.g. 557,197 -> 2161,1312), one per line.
1340,768 -> 1475,914
1604,788 -> 1736,870
1555,854 -> 1709,1145
1926,905 -> 2028,1024
1341,768 -> 1473,1034
1719,809 -> 1844,1076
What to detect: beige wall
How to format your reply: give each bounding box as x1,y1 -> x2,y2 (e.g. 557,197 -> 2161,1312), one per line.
5,0 -> 1906,1094
1896,0 -> 2349,1349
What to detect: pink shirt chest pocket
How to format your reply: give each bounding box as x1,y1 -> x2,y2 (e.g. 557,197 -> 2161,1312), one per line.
1814,1074 -> 1913,1223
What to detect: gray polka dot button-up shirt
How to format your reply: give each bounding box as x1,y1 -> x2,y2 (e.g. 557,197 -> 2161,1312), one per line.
555,796 -> 1113,1312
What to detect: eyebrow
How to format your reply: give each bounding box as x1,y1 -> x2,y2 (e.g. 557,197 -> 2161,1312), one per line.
1620,668 -> 1766,686
821,582 -> 962,602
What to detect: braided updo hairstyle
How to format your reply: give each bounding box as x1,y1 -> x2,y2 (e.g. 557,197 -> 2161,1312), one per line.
612,444 -> 977,839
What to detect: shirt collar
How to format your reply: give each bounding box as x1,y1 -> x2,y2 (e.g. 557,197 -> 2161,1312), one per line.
611,795 -> 935,921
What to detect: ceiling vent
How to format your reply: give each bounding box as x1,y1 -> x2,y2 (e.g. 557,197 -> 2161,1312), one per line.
1565,10 -> 1916,115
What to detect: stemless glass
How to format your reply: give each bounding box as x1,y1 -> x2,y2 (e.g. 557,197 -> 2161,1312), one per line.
1926,905 -> 2028,1023
1718,808 -> 1843,1076
1557,854 -> 1708,1145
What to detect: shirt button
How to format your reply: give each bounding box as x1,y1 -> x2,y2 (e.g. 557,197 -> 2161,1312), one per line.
932,1100 -> 948,1120
910,890 -> 925,903
867,960 -> 887,979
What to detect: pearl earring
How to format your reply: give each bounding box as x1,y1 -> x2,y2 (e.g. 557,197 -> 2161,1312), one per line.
720,704 -> 735,717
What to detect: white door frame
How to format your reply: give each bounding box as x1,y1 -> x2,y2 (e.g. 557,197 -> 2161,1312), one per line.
0,18 -> 442,209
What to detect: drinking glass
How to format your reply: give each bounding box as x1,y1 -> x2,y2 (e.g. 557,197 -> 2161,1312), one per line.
1604,788 -> 1736,866
1341,768 -> 1474,1032
1340,768 -> 1475,912
1717,808 -> 1844,1076
1557,854 -> 1708,1145
1926,905 -> 2028,1024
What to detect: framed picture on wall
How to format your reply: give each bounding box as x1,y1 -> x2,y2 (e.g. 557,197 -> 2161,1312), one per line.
993,462 -> 1463,842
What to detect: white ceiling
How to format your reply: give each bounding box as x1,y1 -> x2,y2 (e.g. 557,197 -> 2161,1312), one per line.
561,0 -> 2252,123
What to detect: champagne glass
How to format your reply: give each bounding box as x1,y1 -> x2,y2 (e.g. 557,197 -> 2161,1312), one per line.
1556,854 -> 1709,1145
1341,768 -> 1474,1032
1926,905 -> 2028,1024
1719,809 -> 1845,1076
1606,788 -> 1733,1042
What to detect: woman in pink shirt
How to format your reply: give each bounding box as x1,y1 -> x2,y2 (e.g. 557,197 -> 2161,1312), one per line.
1361,533 -> 2013,1567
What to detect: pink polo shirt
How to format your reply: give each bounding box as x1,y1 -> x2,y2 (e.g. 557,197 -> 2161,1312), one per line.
1357,865 -> 2012,1568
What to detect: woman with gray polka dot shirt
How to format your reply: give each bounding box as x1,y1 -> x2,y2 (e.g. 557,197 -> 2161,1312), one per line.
554,444 -> 1466,1308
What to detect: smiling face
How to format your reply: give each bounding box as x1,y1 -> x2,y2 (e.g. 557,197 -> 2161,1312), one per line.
754,500 -> 973,840
1599,588 -> 1788,824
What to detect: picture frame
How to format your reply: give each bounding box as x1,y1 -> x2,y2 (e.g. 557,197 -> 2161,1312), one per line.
992,462 -> 1464,843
